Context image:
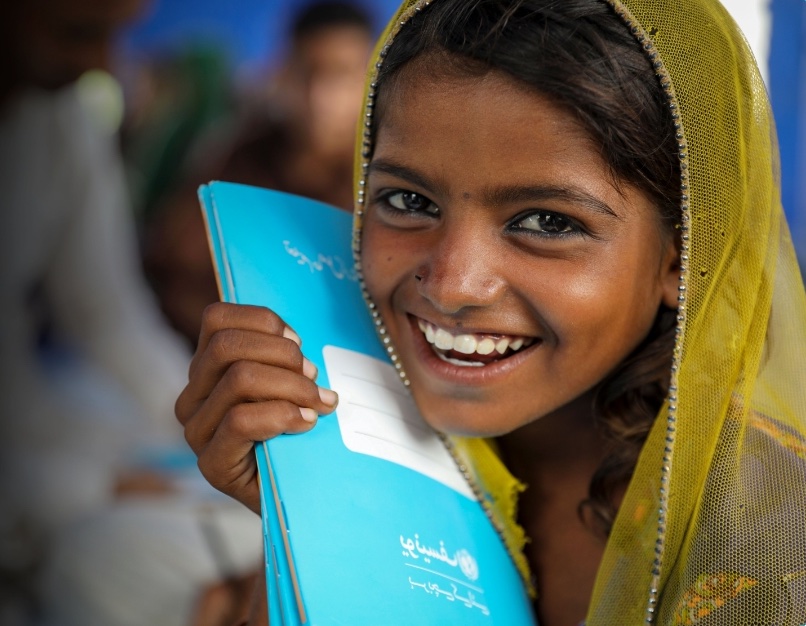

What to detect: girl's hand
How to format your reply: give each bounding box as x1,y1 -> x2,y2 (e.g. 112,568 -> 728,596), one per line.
175,303 -> 338,515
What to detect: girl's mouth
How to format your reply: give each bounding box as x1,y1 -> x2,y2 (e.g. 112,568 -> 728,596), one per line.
416,318 -> 537,367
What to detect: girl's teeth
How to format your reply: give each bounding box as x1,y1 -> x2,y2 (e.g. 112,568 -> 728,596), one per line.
477,338 -> 496,355
425,324 -> 435,343
437,352 -> 485,367
453,334 -> 478,354
434,328 -> 454,350
417,319 -> 533,358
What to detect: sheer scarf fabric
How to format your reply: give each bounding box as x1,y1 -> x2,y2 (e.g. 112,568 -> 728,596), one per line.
352,1 -> 806,623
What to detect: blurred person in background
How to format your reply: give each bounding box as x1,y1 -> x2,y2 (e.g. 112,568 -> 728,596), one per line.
0,0 -> 260,624
121,43 -> 235,230
140,1 -> 374,346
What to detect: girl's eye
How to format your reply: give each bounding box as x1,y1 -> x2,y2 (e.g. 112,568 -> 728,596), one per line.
386,191 -> 438,215
513,211 -> 581,237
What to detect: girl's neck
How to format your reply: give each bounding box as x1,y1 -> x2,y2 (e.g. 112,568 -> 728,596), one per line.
497,390 -> 611,626
497,389 -> 605,485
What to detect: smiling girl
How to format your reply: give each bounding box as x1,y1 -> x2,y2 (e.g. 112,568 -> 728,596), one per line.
175,0 -> 806,624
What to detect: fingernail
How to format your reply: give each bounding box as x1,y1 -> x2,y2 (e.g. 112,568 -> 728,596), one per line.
302,358 -> 317,380
283,326 -> 301,346
318,386 -> 338,407
299,407 -> 318,423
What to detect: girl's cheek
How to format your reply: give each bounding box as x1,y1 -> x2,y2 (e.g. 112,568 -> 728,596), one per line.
362,221 -> 407,295
360,245 -> 390,301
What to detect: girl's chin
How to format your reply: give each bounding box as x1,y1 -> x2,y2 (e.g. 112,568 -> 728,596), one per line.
416,404 -> 523,439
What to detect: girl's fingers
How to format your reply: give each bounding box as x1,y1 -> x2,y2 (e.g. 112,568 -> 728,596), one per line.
195,400 -> 315,515
190,303 -> 300,381
183,361 -> 337,453
174,302 -> 338,517
177,328 -> 317,422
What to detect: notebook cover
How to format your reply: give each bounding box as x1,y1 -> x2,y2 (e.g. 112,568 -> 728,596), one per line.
199,181 -> 536,625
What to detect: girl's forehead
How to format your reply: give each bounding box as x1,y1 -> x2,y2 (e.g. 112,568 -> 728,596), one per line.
375,52 -> 523,114
372,68 -> 598,172
376,63 -> 585,138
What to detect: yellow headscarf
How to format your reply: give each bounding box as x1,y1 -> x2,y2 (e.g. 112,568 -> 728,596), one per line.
353,1 -> 806,623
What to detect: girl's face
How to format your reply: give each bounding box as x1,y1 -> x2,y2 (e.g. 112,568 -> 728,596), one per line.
362,67 -> 680,437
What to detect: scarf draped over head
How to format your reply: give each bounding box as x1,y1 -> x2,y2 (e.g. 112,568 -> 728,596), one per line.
353,1 -> 806,623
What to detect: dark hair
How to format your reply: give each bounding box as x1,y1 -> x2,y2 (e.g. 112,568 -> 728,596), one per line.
292,1 -> 373,40
373,0 -> 681,534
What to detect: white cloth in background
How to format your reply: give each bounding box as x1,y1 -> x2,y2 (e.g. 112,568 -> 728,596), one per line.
0,85 -> 260,625
38,498 -> 260,626
0,84 -> 188,448
0,82 -> 191,538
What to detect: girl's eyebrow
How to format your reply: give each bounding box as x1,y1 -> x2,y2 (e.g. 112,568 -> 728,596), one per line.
368,158 -> 620,219
367,159 -> 438,195
483,185 -> 621,219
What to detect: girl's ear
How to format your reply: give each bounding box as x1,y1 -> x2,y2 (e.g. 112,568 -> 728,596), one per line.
660,236 -> 682,310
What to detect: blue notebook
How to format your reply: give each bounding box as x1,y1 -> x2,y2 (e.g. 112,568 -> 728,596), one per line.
199,181 -> 536,625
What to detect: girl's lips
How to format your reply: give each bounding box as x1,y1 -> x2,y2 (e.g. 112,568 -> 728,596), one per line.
405,315 -> 541,385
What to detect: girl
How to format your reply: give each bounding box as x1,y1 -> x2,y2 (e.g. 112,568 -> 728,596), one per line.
175,0 -> 806,623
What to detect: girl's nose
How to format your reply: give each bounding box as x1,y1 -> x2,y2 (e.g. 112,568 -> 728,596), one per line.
414,226 -> 505,314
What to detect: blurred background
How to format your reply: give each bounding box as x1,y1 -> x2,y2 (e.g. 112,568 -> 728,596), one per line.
117,0 -> 805,269
0,1 -> 803,625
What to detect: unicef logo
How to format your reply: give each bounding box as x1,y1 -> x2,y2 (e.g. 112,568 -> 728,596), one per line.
455,549 -> 479,581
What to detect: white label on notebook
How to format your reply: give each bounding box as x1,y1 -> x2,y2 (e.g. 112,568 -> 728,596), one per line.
323,345 -> 474,498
